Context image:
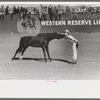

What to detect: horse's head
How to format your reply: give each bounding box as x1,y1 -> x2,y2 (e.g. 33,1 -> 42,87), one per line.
53,32 -> 65,39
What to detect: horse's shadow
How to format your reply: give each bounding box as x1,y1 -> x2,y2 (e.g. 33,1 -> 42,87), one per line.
14,57 -> 72,64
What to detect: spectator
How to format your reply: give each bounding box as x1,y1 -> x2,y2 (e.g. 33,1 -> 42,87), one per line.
0,6 -> 5,21
13,6 -> 17,15
8,6 -> 14,20
61,7 -> 66,20
52,6 -> 58,20
38,5 -> 42,21
48,5 -> 53,20
58,5 -> 62,20
43,6 -> 48,21
5,6 -> 9,15
41,6 -> 46,21
22,8 -> 27,20
16,7 -> 20,14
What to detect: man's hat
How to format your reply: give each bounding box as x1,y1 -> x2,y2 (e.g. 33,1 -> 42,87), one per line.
65,29 -> 70,34
65,29 -> 69,33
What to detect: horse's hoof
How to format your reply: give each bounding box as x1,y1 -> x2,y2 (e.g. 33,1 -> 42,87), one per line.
12,58 -> 14,61
19,58 -> 22,60
45,60 -> 47,63
47,59 -> 52,62
20,56 -> 23,60
71,62 -> 77,64
50,58 -> 52,61
44,60 -> 47,63
43,61 -> 46,63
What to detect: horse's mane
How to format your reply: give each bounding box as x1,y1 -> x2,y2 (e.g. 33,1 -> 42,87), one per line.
37,33 -> 54,37
36,32 -> 64,41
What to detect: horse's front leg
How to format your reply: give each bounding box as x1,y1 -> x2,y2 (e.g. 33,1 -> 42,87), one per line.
45,45 -> 52,62
42,46 -> 47,63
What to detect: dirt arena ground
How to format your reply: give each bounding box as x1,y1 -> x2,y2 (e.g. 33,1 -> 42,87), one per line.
0,31 -> 100,80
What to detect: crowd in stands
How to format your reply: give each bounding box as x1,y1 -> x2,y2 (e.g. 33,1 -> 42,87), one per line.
0,4 -> 100,22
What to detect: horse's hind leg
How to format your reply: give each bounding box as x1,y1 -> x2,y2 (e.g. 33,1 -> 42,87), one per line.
12,48 -> 20,61
42,46 -> 47,63
20,46 -> 28,60
45,45 -> 52,62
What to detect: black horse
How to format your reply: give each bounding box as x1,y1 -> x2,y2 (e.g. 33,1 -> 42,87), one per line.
12,32 -> 65,62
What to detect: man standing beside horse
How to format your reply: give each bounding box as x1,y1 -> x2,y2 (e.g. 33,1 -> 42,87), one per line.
59,29 -> 79,64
